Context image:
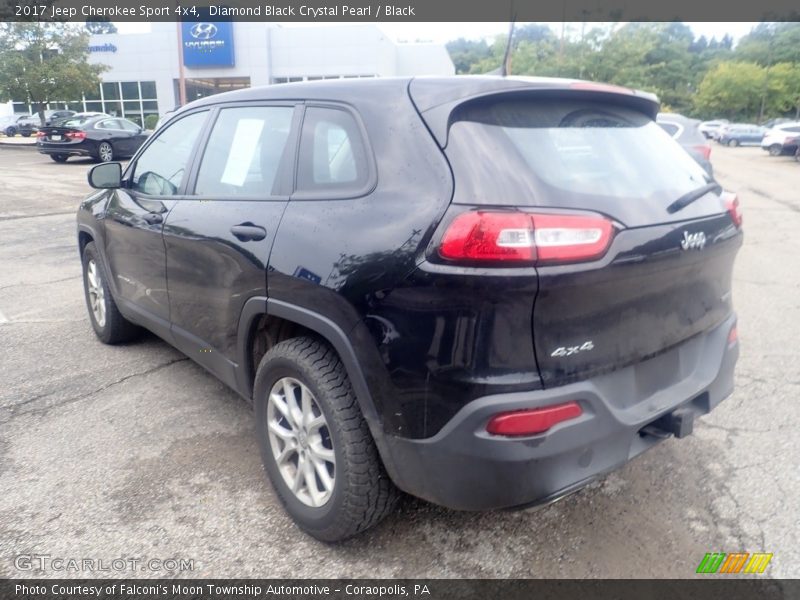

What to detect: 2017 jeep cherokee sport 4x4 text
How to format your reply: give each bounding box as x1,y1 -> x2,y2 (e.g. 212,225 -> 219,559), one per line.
77,76 -> 742,541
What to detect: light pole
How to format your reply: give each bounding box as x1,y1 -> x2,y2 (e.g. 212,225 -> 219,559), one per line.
175,14 -> 187,107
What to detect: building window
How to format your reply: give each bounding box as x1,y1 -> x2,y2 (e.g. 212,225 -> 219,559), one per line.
10,81 -> 157,120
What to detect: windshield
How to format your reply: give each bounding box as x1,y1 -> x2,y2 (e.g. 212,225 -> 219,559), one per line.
446,97 -> 709,209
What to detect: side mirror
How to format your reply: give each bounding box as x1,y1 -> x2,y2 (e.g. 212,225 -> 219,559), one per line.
88,162 -> 122,189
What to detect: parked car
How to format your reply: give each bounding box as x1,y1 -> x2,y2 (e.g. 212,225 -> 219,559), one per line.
784,136 -> 800,161
698,119 -> 729,139
50,111 -> 108,126
76,77 -> 742,541
760,121 -> 800,156
43,109 -> 76,126
0,114 -> 38,137
657,113 -> 713,175
761,118 -> 793,130
717,124 -> 766,147
37,115 -> 148,163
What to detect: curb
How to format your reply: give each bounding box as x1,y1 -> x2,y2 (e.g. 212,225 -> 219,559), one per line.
0,141 -> 37,149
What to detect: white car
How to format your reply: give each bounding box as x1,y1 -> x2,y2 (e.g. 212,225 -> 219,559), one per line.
699,119 -> 729,139
761,122 -> 800,156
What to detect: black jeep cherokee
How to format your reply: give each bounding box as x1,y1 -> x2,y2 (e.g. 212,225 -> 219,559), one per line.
77,76 -> 742,541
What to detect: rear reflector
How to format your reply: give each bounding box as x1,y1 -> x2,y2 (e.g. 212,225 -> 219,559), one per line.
728,325 -> 738,346
439,211 -> 614,265
725,195 -> 742,228
486,402 -> 583,436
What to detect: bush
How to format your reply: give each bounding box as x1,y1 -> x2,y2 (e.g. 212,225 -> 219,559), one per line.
144,114 -> 159,130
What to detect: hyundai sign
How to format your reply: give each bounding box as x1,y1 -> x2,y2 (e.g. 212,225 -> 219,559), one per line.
181,17 -> 234,67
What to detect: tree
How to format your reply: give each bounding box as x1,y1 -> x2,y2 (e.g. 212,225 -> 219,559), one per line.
767,62 -> 800,119
0,22 -> 107,124
694,62 -> 767,120
445,38 -> 492,74
86,20 -> 118,35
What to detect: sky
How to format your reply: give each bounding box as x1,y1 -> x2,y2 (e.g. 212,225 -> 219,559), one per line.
116,22 -> 760,45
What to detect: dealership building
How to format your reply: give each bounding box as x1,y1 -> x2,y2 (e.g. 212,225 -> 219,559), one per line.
2,22 -> 455,123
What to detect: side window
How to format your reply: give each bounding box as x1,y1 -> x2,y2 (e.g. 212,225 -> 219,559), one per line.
194,106 -> 294,197
657,123 -> 679,138
296,107 -> 370,194
131,111 -> 207,196
119,119 -> 140,132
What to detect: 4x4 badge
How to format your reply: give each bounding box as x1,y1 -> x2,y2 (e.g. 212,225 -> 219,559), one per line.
681,230 -> 706,250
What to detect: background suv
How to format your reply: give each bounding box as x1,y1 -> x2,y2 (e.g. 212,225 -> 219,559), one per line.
77,77 -> 742,541
761,121 -> 800,156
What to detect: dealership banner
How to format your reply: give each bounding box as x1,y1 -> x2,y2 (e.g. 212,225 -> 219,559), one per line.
2,580 -> 800,600
2,0 -> 800,22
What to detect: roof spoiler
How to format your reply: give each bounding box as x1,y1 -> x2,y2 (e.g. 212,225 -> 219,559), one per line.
409,78 -> 660,148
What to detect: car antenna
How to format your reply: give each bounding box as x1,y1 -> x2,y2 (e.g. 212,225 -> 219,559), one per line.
500,16 -> 517,76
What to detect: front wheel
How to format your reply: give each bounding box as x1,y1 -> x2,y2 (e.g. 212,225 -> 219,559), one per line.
81,242 -> 140,344
253,337 -> 399,542
96,141 -> 114,162
768,144 -> 782,156
728,139 -> 739,147
21,131 -> 31,138
4,126 -> 16,137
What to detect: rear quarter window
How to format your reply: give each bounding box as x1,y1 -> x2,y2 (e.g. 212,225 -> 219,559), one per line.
295,106 -> 371,197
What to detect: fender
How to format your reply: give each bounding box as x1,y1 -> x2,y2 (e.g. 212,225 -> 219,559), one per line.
236,297 -> 400,477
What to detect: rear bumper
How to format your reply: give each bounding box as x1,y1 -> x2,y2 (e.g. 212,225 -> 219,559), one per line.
37,142 -> 92,156
380,314 -> 738,510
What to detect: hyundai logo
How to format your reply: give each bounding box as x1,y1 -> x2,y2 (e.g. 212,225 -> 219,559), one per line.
189,23 -> 218,40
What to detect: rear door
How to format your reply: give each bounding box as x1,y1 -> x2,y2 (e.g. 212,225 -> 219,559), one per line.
162,103 -> 300,389
438,92 -> 742,387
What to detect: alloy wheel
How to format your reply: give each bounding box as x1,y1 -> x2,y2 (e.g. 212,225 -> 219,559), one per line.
86,259 -> 106,327
98,142 -> 113,162
266,376 -> 336,507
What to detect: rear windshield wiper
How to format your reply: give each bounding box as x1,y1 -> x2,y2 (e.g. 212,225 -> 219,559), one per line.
666,181 -> 722,214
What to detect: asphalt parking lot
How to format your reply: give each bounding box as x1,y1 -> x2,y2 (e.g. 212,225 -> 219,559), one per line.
0,143 -> 798,579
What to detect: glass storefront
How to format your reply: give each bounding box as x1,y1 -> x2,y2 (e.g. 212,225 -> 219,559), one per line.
12,80 -> 158,126
172,77 -> 251,105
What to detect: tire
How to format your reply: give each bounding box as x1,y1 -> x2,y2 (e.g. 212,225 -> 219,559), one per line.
727,139 -> 739,147
253,336 -> 399,542
768,144 -> 782,157
50,154 -> 68,163
96,141 -> 114,162
795,148 -> 800,163
81,242 -> 140,344
21,131 -> 31,138
5,126 -> 16,137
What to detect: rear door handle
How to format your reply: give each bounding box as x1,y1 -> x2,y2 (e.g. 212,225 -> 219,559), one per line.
143,212 -> 163,225
230,223 -> 267,242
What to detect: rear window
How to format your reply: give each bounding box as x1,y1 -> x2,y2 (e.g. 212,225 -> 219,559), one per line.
446,97 -> 710,207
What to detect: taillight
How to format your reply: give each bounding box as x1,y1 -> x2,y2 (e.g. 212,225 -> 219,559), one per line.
66,131 -> 86,140
439,211 -> 614,265
486,402 -> 583,436
36,131 -> 45,138
693,144 -> 712,161
725,194 -> 742,228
